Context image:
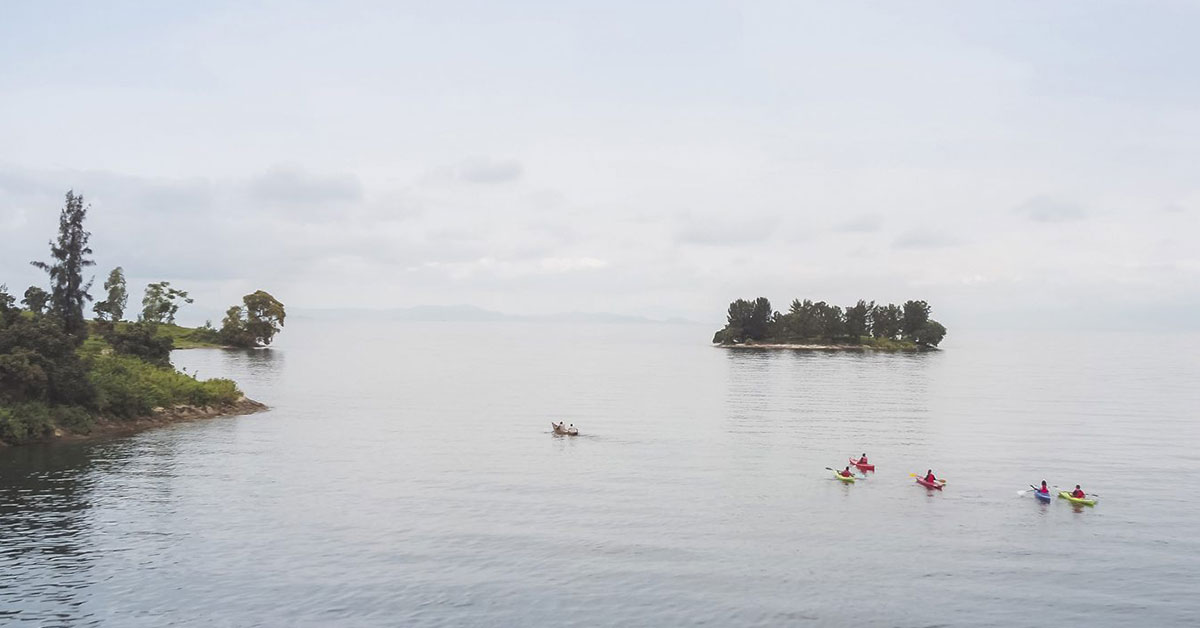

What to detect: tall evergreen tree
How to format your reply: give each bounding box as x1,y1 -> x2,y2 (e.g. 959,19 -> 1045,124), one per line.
30,190 -> 95,339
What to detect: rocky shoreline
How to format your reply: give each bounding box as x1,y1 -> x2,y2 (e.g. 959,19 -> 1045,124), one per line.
3,397 -> 268,446
715,342 -> 928,351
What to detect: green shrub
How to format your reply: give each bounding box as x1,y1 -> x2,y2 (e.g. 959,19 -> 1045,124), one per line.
88,355 -> 241,418
1,314 -> 94,405
55,404 -> 94,433
0,401 -> 54,444
106,322 -> 174,366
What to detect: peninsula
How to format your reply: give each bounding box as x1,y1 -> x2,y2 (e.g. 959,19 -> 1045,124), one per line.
712,297 -> 947,350
0,190 -> 285,446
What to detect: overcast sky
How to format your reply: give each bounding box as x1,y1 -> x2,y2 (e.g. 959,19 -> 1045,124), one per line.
2,1 -> 1197,330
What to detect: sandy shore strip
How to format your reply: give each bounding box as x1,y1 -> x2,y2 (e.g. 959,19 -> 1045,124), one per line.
715,343 -> 922,351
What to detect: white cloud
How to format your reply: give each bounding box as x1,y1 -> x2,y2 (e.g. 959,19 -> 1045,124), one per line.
3,3 -> 1199,328
454,157 -> 523,184
1014,196 -> 1088,223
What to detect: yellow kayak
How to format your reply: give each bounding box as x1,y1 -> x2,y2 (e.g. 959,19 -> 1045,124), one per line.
833,470 -> 856,483
1058,491 -> 1096,506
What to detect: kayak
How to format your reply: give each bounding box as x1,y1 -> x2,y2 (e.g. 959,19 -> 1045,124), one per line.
1034,490 -> 1052,502
849,457 -> 875,471
915,477 -> 944,490
833,470 -> 856,483
550,423 -> 579,436
1058,491 -> 1096,506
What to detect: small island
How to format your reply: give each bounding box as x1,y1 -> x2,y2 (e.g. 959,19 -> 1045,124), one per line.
0,190 -> 286,446
712,297 -> 947,350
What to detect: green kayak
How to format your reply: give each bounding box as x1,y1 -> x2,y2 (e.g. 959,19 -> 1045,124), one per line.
1058,491 -> 1096,506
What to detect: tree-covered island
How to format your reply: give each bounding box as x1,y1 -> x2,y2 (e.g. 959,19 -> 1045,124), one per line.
0,190 -> 286,445
712,297 -> 947,350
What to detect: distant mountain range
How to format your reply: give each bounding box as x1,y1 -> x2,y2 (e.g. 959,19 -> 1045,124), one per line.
293,304 -> 693,325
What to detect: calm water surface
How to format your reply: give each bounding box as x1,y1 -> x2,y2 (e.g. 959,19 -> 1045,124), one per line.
2,321 -> 1198,626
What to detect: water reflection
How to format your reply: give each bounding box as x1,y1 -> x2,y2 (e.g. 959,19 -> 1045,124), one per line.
0,444 -> 97,623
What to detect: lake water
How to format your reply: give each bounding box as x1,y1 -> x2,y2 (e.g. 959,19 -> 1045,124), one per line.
2,321 -> 1198,626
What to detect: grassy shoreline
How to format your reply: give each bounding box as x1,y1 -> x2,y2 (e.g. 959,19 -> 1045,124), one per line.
84,320 -> 227,349
2,324 -> 258,446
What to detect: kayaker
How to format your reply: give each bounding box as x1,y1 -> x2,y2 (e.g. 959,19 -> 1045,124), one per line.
1071,485 -> 1086,499
1037,480 -> 1049,494
924,470 -> 938,484
839,466 -> 854,478
857,453 -> 868,464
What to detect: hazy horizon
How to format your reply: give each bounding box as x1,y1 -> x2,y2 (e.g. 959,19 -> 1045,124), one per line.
3,1 -> 1198,331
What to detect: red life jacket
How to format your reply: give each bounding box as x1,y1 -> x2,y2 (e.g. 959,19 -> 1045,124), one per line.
1072,489 -> 1086,498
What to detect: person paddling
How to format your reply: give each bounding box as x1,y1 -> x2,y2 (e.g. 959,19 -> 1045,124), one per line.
1071,484 -> 1086,499
856,453 -> 869,465
924,470 -> 938,484
1036,480 -> 1049,495
839,466 -> 854,478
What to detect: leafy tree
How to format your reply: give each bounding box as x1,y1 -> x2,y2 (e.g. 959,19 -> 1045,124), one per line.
844,300 -> 873,341
93,267 -> 128,322
802,301 -> 840,340
747,297 -> 773,340
0,311 -> 93,405
22,287 -> 50,315
30,190 -> 95,338
901,300 -> 931,339
787,299 -> 817,339
220,306 -> 252,347
0,285 -> 17,324
914,320 -> 947,347
105,322 -> 174,367
220,291 -> 287,347
720,298 -> 755,343
140,281 -> 193,324
871,303 -> 902,339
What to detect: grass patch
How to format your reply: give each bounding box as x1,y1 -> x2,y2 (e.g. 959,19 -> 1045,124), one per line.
85,320 -> 225,350
153,322 -> 223,349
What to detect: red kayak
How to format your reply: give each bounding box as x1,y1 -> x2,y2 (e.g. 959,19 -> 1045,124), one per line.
849,457 -> 875,471
915,477 -> 944,490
